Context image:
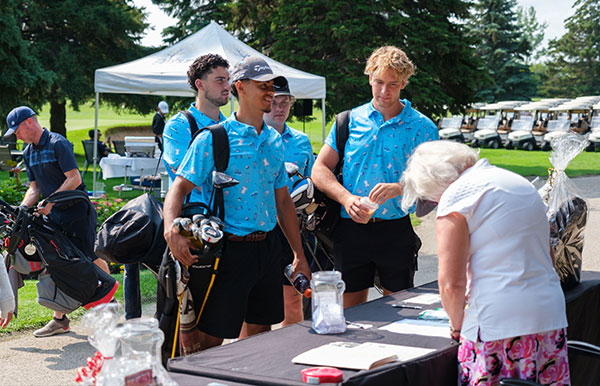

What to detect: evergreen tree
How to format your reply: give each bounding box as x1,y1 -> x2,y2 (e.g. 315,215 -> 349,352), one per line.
469,0 -> 537,102
540,0 -> 600,98
0,0 -> 52,130
13,0 -> 148,137
153,0 -> 488,119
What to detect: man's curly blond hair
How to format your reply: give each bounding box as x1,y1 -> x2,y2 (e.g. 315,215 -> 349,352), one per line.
364,46 -> 415,81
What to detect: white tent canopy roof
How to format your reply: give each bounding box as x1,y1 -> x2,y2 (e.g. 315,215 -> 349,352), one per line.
94,21 -> 326,99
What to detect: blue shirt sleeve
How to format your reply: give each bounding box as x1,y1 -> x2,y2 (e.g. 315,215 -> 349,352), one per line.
163,114 -> 191,173
176,130 -> 214,187
324,121 -> 338,153
55,140 -> 79,173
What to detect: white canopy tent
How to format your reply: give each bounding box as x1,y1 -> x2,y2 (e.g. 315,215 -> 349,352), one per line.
91,21 -> 327,193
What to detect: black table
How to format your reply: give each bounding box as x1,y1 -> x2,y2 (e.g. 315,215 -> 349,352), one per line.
168,271 -> 600,386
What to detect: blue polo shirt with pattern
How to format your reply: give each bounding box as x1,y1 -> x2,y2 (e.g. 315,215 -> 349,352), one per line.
23,129 -> 85,197
278,123 -> 315,192
163,103 -> 226,203
325,99 -> 439,219
177,114 -> 288,236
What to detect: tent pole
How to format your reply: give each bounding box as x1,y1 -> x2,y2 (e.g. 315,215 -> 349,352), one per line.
93,93 -> 99,196
321,98 -> 326,144
230,95 -> 235,116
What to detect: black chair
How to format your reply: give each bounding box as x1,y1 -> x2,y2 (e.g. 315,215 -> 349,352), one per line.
112,140 -> 126,156
81,140 -> 98,179
499,340 -> 600,386
0,145 -> 13,172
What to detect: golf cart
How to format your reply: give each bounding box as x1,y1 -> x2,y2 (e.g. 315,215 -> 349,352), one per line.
438,116 -> 464,142
460,103 -> 485,144
540,117 -> 571,151
472,101 -> 526,148
585,102 -> 600,151
471,115 -> 501,148
505,116 -> 536,150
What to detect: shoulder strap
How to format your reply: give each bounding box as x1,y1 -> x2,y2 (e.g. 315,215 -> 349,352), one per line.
334,110 -> 351,177
181,110 -> 199,149
205,124 -> 229,172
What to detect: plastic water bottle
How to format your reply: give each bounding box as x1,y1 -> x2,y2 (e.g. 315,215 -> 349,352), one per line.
311,271 -> 346,334
284,264 -> 312,298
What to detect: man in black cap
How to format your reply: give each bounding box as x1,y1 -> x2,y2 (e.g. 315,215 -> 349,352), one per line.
163,56 -> 311,351
4,106 -> 110,337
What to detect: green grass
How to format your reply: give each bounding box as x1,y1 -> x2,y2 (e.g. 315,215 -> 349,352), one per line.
0,268 -> 157,335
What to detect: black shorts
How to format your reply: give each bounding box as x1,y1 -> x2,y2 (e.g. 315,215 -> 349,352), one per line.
195,230 -> 284,339
333,216 -> 419,293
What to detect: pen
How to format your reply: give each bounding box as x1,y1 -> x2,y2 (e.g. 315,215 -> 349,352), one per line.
392,304 -> 422,310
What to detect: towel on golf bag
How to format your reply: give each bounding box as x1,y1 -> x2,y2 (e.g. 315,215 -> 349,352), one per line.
95,193 -> 165,267
539,133 -> 589,290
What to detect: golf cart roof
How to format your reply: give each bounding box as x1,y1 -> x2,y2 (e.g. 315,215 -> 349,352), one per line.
574,95 -> 600,103
593,102 -> 600,110
465,102 -> 486,113
515,101 -> 560,111
481,101 -> 527,111
549,101 -> 594,111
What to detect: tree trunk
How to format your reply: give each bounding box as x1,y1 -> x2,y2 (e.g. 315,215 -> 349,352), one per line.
50,99 -> 66,138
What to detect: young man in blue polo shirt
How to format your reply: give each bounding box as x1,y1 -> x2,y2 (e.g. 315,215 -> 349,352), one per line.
312,46 -> 439,308
4,106 -> 110,337
264,83 -> 314,326
163,56 -> 310,351
119,54 -> 231,321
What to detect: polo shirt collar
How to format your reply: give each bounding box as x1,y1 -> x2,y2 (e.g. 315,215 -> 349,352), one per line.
368,98 -> 413,124
229,113 -> 269,137
34,129 -> 50,149
189,103 -> 225,123
281,123 -> 293,139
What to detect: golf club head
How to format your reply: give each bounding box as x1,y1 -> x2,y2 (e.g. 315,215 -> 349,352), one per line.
285,162 -> 300,177
305,213 -> 316,231
212,171 -> 239,189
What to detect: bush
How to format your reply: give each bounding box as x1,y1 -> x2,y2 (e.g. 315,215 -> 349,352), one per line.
92,197 -> 127,229
0,173 -> 27,205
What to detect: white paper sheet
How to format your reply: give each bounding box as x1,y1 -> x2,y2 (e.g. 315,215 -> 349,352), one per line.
403,293 -> 441,305
379,319 -> 450,338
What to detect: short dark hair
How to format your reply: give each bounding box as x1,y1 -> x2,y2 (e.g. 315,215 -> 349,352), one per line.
88,129 -> 99,139
187,54 -> 230,92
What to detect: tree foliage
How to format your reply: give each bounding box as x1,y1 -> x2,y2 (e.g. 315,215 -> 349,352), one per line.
468,0 -> 537,102
516,5 -> 548,65
540,0 -> 600,98
10,0 -> 151,137
153,0 -> 489,118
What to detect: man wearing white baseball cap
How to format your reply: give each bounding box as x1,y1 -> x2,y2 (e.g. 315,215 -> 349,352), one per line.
152,101 -> 169,151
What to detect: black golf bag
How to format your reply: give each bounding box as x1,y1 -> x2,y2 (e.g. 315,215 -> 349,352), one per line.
0,191 -> 118,314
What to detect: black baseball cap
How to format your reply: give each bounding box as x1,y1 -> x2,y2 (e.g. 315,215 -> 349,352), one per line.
274,83 -> 293,97
230,56 -> 287,88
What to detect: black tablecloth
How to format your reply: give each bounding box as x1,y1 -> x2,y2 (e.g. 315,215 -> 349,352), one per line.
168,271 -> 600,386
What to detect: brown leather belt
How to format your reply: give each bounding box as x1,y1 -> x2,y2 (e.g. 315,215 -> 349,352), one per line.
226,231 -> 267,242
368,218 -> 388,223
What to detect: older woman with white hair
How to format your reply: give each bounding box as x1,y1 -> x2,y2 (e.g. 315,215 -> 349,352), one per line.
401,141 -> 570,386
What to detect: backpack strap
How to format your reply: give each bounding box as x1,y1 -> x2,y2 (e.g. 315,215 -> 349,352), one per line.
201,124 -> 228,221
181,110 -> 200,148
333,110 -> 351,180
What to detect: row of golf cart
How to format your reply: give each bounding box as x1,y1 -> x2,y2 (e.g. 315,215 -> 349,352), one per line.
438,96 -> 600,151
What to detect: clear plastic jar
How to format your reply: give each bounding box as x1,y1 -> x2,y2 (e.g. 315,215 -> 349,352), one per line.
311,271 -> 346,334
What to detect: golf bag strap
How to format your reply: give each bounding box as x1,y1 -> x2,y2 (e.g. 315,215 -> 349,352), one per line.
334,110 -> 351,181
44,190 -> 93,215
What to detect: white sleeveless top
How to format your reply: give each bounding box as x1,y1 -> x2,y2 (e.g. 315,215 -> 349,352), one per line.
437,159 -> 567,342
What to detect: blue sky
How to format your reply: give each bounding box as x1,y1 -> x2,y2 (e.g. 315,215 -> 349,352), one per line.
133,0 -> 577,49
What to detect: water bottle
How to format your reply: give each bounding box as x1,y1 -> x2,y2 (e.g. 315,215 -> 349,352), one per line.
284,264 -> 312,298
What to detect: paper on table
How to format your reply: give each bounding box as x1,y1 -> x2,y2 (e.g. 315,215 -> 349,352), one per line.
403,293 -> 441,305
292,341 -> 435,370
379,319 -> 450,338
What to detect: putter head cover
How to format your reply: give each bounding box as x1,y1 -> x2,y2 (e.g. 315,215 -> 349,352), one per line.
290,178 -> 315,213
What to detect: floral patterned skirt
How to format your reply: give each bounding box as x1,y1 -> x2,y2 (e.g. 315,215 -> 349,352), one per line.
458,328 -> 571,386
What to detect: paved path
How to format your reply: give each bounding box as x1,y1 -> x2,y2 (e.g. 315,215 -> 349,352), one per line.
1,176 -> 599,386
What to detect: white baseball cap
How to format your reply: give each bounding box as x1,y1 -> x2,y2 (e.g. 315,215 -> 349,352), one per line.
158,101 -> 169,113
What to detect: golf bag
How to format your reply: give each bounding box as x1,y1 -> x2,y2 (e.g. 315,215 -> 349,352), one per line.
0,191 -> 118,314
95,193 -> 165,267
157,114 -> 230,363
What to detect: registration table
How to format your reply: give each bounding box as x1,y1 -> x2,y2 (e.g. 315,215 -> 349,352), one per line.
167,271 -> 600,386
99,154 -> 165,179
